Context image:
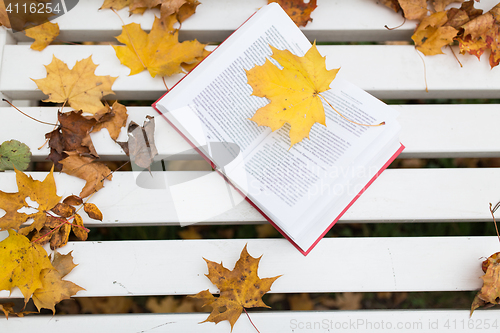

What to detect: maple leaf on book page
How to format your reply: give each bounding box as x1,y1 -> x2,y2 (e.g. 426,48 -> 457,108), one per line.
246,43 -> 339,149
192,244 -> 281,331
113,15 -> 205,77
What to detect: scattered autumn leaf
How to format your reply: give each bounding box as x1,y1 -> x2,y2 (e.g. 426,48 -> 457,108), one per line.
118,115 -> 158,169
433,0 -> 464,12
25,21 -> 60,51
32,251 -> 85,313
0,229 -> 53,304
60,152 -> 113,198
0,1 -> 11,28
32,55 -> 117,115
399,0 -> 428,20
246,43 -> 339,148
91,102 -> 129,141
45,110 -> 98,169
268,0 -> 317,27
100,0 -> 200,22
457,3 -> 500,68
113,16 -> 206,77
412,11 -> 458,55
471,252 -> 500,315
191,244 -> 281,331
0,302 -> 15,318
0,167 -> 61,231
83,203 -> 103,221
0,139 -> 31,171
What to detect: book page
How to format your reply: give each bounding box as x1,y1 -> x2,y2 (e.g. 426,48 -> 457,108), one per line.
155,3 -> 311,170
233,78 -> 400,236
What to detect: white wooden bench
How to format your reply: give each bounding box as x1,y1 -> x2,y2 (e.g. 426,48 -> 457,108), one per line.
2,0 -> 500,331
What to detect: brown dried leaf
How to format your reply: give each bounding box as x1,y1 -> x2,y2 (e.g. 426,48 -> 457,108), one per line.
83,203 -> 103,221
399,0 -> 428,20
268,0 -> 317,27
72,214 -> 88,241
60,153 -> 112,198
91,102 -> 128,141
63,195 -> 83,206
51,203 -> 76,218
192,244 -> 281,331
118,116 -> 158,169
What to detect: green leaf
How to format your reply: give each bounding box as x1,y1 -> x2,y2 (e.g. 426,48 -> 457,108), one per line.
0,140 -> 31,171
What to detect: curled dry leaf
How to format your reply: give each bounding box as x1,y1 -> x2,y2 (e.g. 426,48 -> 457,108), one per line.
51,203 -> 76,218
60,152 -> 113,198
0,302 -> 15,318
63,195 -> 84,206
268,0 -> 317,27
83,203 -> 103,221
25,21 -> 59,51
398,0 -> 428,20
118,115 -> 158,169
72,214 -> 88,241
32,55 -> 117,115
191,244 -> 281,331
246,43 -> 339,148
113,16 -> 206,77
471,252 -> 500,315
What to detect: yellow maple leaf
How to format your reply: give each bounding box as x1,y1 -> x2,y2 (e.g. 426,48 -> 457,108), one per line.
411,11 -> 458,56
25,21 -> 60,51
0,229 -> 53,304
113,16 -> 206,77
32,56 -> 117,115
192,244 -> 281,331
0,167 -> 61,232
32,251 -> 85,313
246,43 -> 339,148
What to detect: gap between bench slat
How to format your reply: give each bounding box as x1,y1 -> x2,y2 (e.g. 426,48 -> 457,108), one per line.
0,237 -> 494,298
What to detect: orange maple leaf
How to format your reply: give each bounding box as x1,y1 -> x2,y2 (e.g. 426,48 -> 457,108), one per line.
32,56 -> 117,115
60,152 -> 113,198
0,167 -> 61,231
113,15 -> 206,77
457,3 -> 500,68
268,0 -> 317,27
246,43 -> 339,148
192,244 -> 281,331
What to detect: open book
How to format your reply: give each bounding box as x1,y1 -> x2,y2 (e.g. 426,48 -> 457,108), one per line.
153,3 -> 404,255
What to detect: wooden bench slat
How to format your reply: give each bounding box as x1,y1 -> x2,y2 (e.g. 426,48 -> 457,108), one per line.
2,104 -> 500,160
2,44 -> 500,101
0,168 -> 497,225
0,237 -> 494,298
8,0 -> 499,43
2,310 -> 499,333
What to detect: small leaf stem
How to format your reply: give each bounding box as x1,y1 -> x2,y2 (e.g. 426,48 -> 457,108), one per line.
384,17 -> 406,31
317,93 -> 385,127
448,45 -> 463,68
489,202 -> 500,244
415,49 -> 429,93
2,99 -> 57,126
243,308 -> 261,333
